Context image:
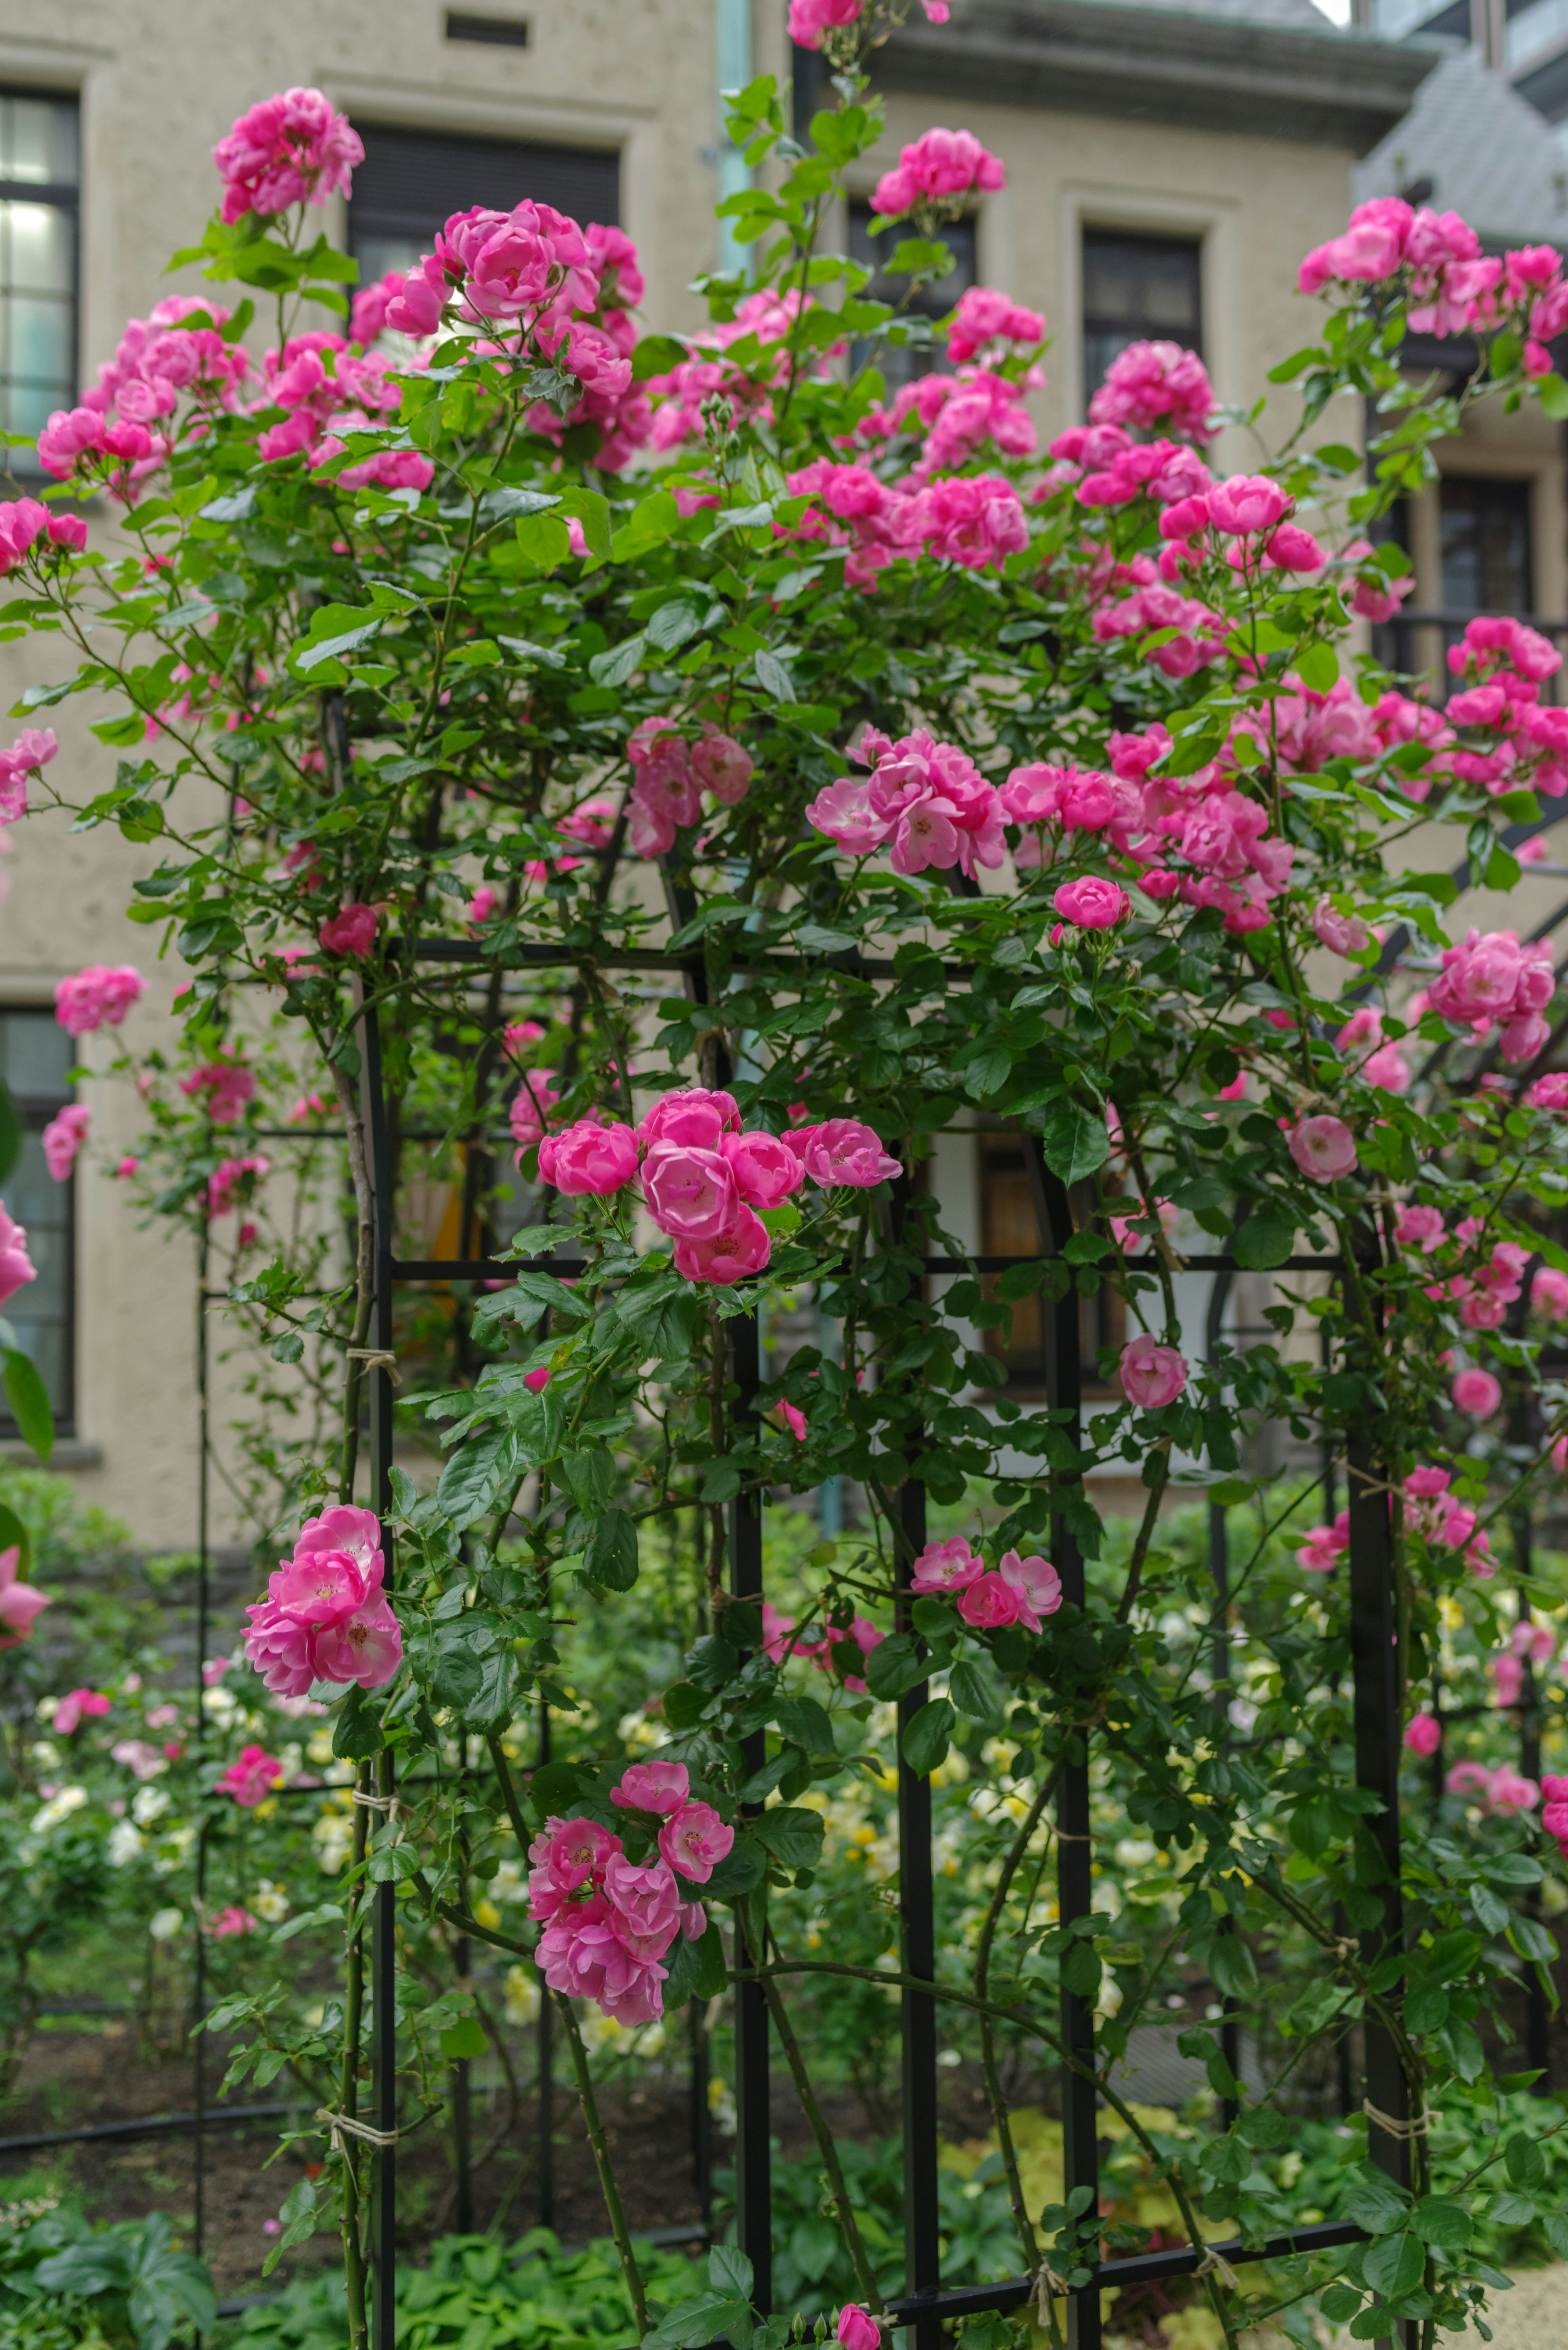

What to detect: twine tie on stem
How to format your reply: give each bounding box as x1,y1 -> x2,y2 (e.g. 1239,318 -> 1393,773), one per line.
1362,2099 -> 1433,2140
316,2107 -> 401,2155
345,1347 -> 402,1387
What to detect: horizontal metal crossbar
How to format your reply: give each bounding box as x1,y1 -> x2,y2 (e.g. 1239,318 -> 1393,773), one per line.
390,1253 -> 1345,1282
0,2102 -> 292,2157
880,2220 -> 1367,2324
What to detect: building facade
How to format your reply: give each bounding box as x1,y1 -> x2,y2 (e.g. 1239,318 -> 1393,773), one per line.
0,0 -> 1430,1542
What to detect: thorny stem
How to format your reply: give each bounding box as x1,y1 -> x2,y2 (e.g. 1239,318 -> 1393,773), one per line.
556,1990 -> 649,2336
339,1774 -> 371,2350
757,1957 -> 886,2311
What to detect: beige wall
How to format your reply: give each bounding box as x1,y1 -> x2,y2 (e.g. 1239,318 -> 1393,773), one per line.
0,1 -> 1442,1545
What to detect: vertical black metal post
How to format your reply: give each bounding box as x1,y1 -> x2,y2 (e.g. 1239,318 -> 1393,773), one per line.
192,1226 -> 211,2272
1347,1427 -> 1412,2350
897,1470 -> 941,2342
452,1846 -> 474,2234
1516,1569 -> 1552,2087
728,1310 -> 771,2312
1204,1269 -> 1242,2126
361,1004 -> 399,2349
1030,1154 -> 1099,2350
537,1690 -> 555,2230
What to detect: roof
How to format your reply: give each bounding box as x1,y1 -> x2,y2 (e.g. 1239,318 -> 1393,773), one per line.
876,0 -> 1437,154
1354,46 -> 1568,243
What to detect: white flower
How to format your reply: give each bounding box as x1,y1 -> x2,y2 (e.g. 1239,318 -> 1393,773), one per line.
313,1810 -> 356,1874
30,1739 -> 59,1769
107,1820 -> 145,1866
152,1823 -> 196,1876
131,1786 -> 170,1827
306,1728 -> 336,1766
34,1695 -> 58,1722
30,1785 -> 88,1835
491,1861 -> 523,1905
202,1684 -> 238,1719
252,1878 -> 290,1923
148,1907 -> 183,1942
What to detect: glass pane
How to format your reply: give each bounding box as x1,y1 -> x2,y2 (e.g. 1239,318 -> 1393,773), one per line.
353,232 -> 425,286
7,293 -> 69,385
0,1010 -> 72,1100
4,375 -> 64,437
0,95 -> 78,187
1440,477 -> 1533,613
1082,230 -> 1202,401
4,201 -> 71,292
847,201 -> 977,389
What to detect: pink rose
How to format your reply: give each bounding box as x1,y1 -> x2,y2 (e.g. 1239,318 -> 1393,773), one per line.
1206,474 -> 1290,535
1310,897 -> 1370,956
799,1119 -> 902,1188
1534,1267 -> 1568,1319
1403,1712 -> 1441,1758
270,1503 -> 384,1628
672,1205 -> 772,1285
53,1689 -> 110,1736
0,1204 -> 36,1310
658,1799 -> 735,1883
42,1104 -> 89,1182
1453,1367 -> 1502,1418
837,2308 -> 882,2350
998,1550 -> 1061,1630
1288,1115 -> 1357,1182
1527,1074 -> 1568,1110
644,1142 -> 737,1239
538,1120 -> 639,1196
509,1070 -> 561,1150
611,1760 -> 691,1817
721,1129 -> 805,1211
910,1537 -> 982,1594
1053,876 -> 1128,929
318,901 -> 378,958
637,1088 -> 741,1150
1119,1334 -> 1188,1408
1394,1205 -> 1445,1253
957,1572 -> 1024,1630
216,1744 -> 285,1808
692,730 -> 754,804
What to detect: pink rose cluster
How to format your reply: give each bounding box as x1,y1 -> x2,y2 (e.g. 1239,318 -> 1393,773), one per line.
788,0 -> 949,46
0,725 -> 56,826
53,1688 -> 111,1736
529,1760 -> 729,2025
533,1086 -> 902,1288
945,285 -> 1045,365
38,296 -> 252,497
760,1600 -> 886,1692
0,1204 -> 37,1313
180,1059 -> 257,1125
1089,339 -> 1216,443
54,964 -> 144,1038
1431,615 -> 1568,800
1399,1211 -> 1532,1332
647,290 -> 819,450
242,1504 -> 403,1698
1426,926 -> 1555,1065
1332,1006 -> 1409,1097
0,495 -> 87,571
909,1537 -> 1063,1630
624,718 -> 754,858
1300,197 -> 1568,374
871,128 -> 1005,227
1047,424 -> 1209,516
783,459 -> 1028,586
42,1104 -> 89,1183
255,329 -> 430,493
1403,1463 -> 1493,1575
808,729 -> 1004,878
1448,1759 -> 1540,1814
216,1744 -> 285,1808
1296,1509 -> 1349,1574
207,1154 -> 270,1221
858,365 -> 1042,476
523,224 -> 652,474
213,87 -> 362,223
1156,472 -> 1326,580
1542,1773 -> 1568,1863
318,901 -> 380,959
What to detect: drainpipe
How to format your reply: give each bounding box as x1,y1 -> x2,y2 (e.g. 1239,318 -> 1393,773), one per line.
716,0 -> 753,276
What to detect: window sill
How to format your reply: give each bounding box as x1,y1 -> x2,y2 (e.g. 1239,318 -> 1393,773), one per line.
0,1438 -> 101,1467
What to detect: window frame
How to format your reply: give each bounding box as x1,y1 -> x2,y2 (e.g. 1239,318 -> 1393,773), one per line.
976,1134 -> 1124,1397
0,87 -> 80,462
345,121 -> 621,290
846,196 -> 978,389
0,1007 -> 76,1439
1080,223 -> 1203,413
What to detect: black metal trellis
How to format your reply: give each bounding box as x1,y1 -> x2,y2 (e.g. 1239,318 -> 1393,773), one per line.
332,921 -> 1425,2350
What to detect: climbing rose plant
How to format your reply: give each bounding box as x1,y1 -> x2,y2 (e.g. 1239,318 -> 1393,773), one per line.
11,16 -> 1568,2346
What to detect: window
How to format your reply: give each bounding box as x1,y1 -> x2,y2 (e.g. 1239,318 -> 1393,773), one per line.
848,198 -> 977,390
348,124 -> 619,286
1440,476 -> 1534,615
0,1012 -> 74,1433
1082,228 -> 1201,409
0,93 -> 78,448
977,1137 -> 1123,1393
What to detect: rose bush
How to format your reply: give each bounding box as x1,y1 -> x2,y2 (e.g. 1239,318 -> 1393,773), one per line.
14,10 -> 1568,2345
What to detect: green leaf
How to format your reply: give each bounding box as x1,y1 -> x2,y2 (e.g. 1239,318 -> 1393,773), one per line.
864,1631 -> 927,1703
439,2016 -> 488,2061
1232,1213 -> 1296,1271
902,1695 -> 955,1777
709,2245 -> 754,2301
751,1805 -> 825,1871
1039,1101 -> 1110,1186
1535,370 -> 1568,420
585,1507 -> 639,1592
516,511 -> 572,569
1362,2231 -> 1423,2298
948,1658 -> 997,1721
1507,2131 -> 1549,2193
287,604 -> 385,677
1411,2196 -> 1470,2250
630,332 -> 689,381
753,649 -> 798,702
435,1427 -> 510,1530
331,1684 -> 385,1760
612,488 -> 679,560
2,1348 -> 53,1464
644,2292 -> 754,2350
773,1694 -> 835,1753
589,633 -> 646,688
1207,1933 -> 1258,1999
1295,641 -> 1338,693
0,1501 -> 30,1576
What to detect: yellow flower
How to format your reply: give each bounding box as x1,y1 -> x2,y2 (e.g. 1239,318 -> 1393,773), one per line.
474,1897 -> 501,1931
